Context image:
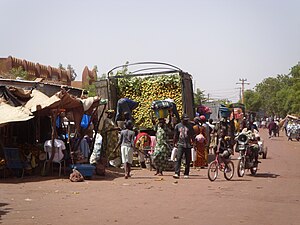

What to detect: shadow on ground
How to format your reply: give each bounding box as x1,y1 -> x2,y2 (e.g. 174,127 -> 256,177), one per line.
248,172 -> 280,178
0,203 -> 11,224
0,166 -> 125,183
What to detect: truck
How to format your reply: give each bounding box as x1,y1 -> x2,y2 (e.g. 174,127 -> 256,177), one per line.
96,62 -> 195,129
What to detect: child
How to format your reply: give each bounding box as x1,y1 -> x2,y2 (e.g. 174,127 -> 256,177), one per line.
217,129 -> 232,171
115,120 -> 135,179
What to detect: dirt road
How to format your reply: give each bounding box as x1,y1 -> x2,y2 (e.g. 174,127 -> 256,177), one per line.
1,129 -> 300,225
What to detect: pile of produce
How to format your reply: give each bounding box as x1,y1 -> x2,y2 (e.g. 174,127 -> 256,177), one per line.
117,73 -> 183,128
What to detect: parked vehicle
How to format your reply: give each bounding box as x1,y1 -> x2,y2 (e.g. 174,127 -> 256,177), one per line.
98,62 -> 195,129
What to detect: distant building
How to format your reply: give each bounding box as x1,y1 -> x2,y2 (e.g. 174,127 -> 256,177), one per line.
0,56 -> 71,85
0,56 -> 98,90
81,66 -> 97,87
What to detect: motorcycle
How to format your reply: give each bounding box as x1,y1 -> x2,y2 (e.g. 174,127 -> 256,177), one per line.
235,132 -> 259,177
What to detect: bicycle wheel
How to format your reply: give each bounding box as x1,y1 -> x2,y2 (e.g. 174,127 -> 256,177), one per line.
208,161 -> 218,181
224,161 -> 234,180
237,159 -> 245,177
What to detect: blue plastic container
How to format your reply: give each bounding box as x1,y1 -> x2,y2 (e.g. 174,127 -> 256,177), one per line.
70,164 -> 95,177
219,106 -> 231,118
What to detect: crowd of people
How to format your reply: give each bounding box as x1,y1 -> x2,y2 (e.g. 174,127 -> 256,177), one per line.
64,97 -> 284,180
98,97 -> 225,179
89,97 -> 300,180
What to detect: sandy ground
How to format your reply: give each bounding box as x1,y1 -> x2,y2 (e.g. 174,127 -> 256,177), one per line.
1,129 -> 300,225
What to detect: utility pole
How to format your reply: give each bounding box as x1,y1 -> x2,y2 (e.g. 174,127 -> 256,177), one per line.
236,78 -> 250,104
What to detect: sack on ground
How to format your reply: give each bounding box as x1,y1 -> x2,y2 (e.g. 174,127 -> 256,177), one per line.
69,169 -> 84,182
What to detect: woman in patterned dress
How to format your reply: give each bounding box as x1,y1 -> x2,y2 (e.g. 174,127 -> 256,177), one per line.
153,118 -> 169,176
193,117 -> 207,168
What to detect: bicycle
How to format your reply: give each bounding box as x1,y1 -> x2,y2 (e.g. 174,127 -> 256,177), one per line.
207,152 -> 234,181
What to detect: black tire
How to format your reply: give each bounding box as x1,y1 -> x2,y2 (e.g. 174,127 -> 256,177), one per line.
208,161 -> 218,182
224,161 -> 234,180
237,159 -> 245,177
250,166 -> 258,175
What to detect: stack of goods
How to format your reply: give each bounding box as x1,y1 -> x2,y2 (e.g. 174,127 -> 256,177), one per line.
151,100 -> 173,119
117,74 -> 183,128
219,105 -> 232,118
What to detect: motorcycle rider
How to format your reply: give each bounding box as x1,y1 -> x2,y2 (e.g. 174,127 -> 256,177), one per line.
244,122 -> 260,166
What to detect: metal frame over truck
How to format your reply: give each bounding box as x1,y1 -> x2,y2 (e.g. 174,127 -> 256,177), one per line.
96,62 -> 195,129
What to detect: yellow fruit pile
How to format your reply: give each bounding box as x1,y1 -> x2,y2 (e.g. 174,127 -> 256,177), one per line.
117,74 -> 183,128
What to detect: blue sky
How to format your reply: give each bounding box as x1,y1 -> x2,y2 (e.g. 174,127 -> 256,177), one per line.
1,0 -> 299,102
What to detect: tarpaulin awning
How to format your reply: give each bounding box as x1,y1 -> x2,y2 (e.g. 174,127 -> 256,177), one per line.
25,89 -> 52,112
30,89 -> 81,113
28,92 -> 61,113
0,102 -> 33,126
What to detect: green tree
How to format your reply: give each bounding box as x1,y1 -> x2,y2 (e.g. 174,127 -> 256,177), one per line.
255,77 -> 282,116
290,63 -> 300,79
84,83 -> 97,97
115,61 -> 129,76
250,62 -> 300,117
244,89 -> 261,112
194,88 -> 205,106
9,67 -> 29,80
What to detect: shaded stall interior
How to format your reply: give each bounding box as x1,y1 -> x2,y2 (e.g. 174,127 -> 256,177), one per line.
0,84 -> 107,178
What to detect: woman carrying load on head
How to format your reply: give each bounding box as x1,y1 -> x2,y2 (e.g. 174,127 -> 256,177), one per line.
153,118 -> 169,176
193,117 -> 207,168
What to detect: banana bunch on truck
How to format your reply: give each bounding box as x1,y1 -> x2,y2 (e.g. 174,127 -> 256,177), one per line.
117,74 -> 183,128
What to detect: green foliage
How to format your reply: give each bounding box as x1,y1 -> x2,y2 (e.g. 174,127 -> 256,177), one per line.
84,83 -> 97,97
9,67 -> 30,80
244,90 -> 261,112
116,73 -> 183,128
244,62 -> 300,117
290,64 -> 300,78
194,88 -> 205,106
84,71 -> 98,97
